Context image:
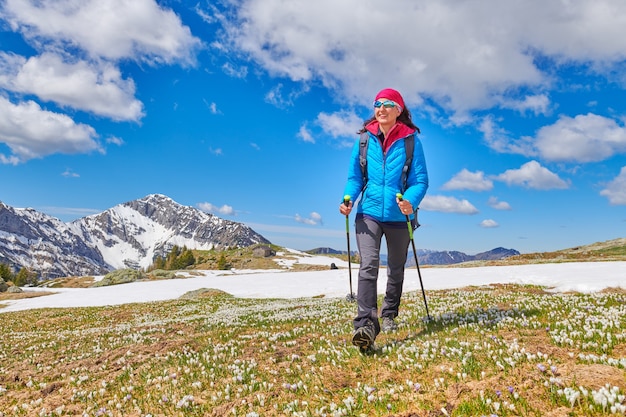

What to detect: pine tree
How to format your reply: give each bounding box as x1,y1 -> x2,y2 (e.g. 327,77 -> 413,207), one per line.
14,267 -> 37,287
152,256 -> 166,270
148,245 -> 197,271
165,245 -> 181,269
179,248 -> 195,269
0,263 -> 13,281
217,253 -> 229,270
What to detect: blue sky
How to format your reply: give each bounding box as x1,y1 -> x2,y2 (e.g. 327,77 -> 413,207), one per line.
1,0 -> 625,255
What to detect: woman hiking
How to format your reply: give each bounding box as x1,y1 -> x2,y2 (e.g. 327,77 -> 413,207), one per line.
340,88 -> 429,352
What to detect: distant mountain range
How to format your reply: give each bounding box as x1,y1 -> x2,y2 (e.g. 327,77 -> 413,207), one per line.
0,194 -> 269,278
307,246 -> 520,266
410,247 -> 520,266
0,193 -> 520,279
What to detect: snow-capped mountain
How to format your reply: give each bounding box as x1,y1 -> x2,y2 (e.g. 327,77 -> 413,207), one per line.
0,204 -> 110,278
0,194 -> 270,278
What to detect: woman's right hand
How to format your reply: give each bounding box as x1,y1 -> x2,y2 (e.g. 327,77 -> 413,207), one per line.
339,200 -> 352,215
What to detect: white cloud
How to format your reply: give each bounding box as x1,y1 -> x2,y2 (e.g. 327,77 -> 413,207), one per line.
38,206 -> 101,218
265,84 -> 292,108
316,110 -> 362,144
197,202 -> 235,216
480,113 -> 626,164
1,0 -> 201,65
295,212 -> 323,226
533,113 -> 626,163
495,160 -> 569,190
500,94 -> 551,116
294,215 -> 316,225
0,96 -> 101,164
0,0 -> 203,163
442,168 -> 493,191
214,0 -> 626,116
106,136 -> 124,146
600,166 -> 626,205
480,219 -> 499,228
298,125 -> 315,144
205,100 -> 221,115
61,168 -> 79,178
520,2 -> 626,62
222,62 -> 248,78
488,196 -> 512,211
0,52 -> 144,121
194,3 -> 220,24
479,115 -> 535,155
0,154 -> 19,165
420,195 -> 479,214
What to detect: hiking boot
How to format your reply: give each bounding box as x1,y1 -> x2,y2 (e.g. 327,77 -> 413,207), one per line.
381,316 -> 398,333
359,344 -> 376,355
352,320 -> 375,350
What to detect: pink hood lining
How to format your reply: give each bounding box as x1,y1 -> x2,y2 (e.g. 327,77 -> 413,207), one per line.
365,121 -> 416,153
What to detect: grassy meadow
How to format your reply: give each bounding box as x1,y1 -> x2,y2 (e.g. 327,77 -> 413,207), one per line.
1,280 -> 625,416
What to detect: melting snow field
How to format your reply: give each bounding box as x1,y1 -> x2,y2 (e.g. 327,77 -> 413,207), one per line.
1,251 -> 625,313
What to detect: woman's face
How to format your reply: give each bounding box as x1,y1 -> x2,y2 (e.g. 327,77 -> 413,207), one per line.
374,97 -> 401,129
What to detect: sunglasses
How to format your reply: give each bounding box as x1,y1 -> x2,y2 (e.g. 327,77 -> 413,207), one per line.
373,100 -> 397,108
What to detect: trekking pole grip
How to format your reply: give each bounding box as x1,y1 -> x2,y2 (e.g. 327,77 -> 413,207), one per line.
397,193 -> 414,239
343,195 -> 351,230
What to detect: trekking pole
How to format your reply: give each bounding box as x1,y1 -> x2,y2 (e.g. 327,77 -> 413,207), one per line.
343,195 -> 356,302
397,193 -> 431,321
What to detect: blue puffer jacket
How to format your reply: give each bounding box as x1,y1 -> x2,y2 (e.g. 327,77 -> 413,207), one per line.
343,122 -> 428,223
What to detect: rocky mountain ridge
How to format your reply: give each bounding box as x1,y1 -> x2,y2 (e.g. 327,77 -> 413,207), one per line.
0,194 -> 270,278
306,246 -> 520,266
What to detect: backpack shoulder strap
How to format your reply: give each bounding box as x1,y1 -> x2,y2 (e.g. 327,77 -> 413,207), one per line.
359,132 -> 415,194
403,134 -> 420,229
401,134 -> 415,193
359,132 -> 369,188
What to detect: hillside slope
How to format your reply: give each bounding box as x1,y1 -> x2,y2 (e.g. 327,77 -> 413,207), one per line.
457,237 -> 626,266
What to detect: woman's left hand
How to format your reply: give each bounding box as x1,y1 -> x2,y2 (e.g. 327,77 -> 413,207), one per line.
396,198 -> 413,215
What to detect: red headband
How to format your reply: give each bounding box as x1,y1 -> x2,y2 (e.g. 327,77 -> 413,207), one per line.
375,88 -> 405,110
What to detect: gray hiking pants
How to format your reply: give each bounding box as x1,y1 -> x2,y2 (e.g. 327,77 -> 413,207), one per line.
353,216 -> 411,335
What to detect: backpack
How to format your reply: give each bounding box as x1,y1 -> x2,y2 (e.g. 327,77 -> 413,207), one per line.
358,131 -> 420,228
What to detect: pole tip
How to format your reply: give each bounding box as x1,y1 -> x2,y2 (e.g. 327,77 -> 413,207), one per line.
343,195 -> 351,202
396,192 -> 403,200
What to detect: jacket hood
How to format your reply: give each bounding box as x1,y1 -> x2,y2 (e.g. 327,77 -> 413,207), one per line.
365,121 -> 416,153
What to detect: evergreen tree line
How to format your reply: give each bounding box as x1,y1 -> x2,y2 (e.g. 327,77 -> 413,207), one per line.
0,262 -> 38,287
148,245 -> 196,271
